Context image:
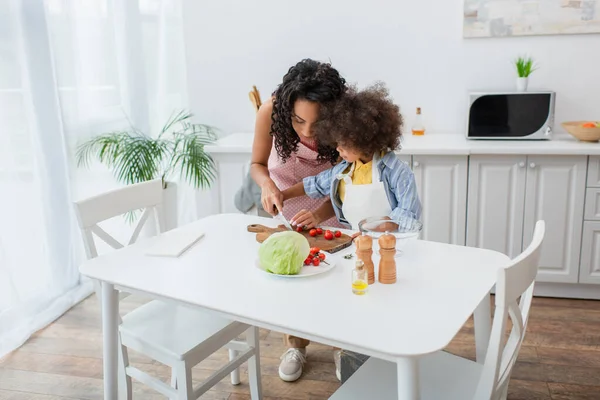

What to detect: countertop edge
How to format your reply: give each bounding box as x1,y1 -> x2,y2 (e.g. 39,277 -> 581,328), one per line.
205,132 -> 600,156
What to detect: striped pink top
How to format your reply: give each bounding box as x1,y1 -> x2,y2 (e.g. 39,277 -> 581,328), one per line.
268,137 -> 343,229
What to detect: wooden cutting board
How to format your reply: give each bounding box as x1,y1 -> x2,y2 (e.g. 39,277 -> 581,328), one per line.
247,224 -> 354,254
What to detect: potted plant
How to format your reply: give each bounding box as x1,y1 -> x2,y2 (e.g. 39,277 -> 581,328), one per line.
76,110 -> 217,230
514,55 -> 538,92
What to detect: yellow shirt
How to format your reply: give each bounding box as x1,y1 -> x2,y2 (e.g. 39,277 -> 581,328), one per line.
338,158 -> 374,202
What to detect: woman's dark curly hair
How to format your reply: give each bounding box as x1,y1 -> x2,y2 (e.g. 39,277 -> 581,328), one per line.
271,59 -> 347,164
313,82 -> 403,156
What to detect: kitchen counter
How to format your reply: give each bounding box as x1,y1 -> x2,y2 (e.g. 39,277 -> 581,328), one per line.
205,131 -> 600,156
205,130 -> 600,300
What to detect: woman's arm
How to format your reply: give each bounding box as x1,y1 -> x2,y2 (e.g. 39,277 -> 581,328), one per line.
250,98 -> 282,214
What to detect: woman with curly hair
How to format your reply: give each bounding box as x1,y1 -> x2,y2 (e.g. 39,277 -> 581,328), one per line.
250,59 -> 346,229
283,82 -> 422,231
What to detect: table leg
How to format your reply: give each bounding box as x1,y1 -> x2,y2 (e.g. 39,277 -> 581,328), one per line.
102,282 -> 119,400
474,291 -> 492,364
396,357 -> 419,400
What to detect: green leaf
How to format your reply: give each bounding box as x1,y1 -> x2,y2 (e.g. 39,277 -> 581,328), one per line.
160,109 -> 194,137
75,132 -> 129,168
171,127 -> 217,189
514,55 -> 538,78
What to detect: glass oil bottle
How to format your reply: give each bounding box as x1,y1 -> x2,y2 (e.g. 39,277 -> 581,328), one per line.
412,107 -> 426,136
351,260 -> 368,295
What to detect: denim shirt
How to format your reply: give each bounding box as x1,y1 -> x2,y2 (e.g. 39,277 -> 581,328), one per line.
302,152 -> 422,228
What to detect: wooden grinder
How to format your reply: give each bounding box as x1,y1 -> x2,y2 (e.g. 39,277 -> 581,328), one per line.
378,233 -> 397,284
354,234 -> 375,284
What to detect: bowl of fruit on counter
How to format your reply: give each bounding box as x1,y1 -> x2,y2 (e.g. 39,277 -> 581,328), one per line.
562,121 -> 600,142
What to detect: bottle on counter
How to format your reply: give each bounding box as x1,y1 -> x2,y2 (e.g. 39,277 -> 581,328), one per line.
351,259 -> 368,295
412,107 -> 425,136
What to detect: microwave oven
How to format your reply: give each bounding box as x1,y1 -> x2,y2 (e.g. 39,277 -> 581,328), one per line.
466,91 -> 555,140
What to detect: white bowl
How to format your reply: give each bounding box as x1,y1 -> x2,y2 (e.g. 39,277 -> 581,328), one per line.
358,216 -> 423,253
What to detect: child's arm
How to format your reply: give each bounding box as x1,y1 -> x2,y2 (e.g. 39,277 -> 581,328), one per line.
302,167 -> 334,199
282,167 -> 336,228
292,200 -> 336,228
388,166 -> 422,226
281,182 -> 305,201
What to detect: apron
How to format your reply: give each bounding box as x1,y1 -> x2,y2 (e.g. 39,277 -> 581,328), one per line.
340,153 -> 392,230
268,139 -> 344,229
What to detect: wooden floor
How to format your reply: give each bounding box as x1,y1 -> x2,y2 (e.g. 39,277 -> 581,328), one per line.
1,294 -> 600,400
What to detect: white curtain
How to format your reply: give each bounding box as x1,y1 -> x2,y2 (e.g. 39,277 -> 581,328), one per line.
0,0 -> 189,358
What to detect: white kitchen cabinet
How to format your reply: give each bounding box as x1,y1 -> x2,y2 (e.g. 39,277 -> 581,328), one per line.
397,154 -> 412,167
412,155 -> 468,245
214,159 -> 250,214
466,155 -> 527,258
523,156 -> 586,283
587,156 -> 600,187
579,222 -> 600,284
584,188 -> 600,221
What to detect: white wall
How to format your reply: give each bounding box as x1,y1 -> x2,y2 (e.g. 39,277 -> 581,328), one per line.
182,0 -> 599,136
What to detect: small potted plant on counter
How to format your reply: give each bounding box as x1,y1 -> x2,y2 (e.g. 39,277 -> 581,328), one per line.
514,55 -> 538,92
76,110 -> 217,230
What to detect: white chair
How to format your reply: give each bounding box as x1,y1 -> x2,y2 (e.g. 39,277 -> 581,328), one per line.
331,220 -> 545,400
73,179 -> 262,400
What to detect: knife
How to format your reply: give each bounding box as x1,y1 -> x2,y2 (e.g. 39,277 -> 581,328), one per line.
273,206 -> 293,230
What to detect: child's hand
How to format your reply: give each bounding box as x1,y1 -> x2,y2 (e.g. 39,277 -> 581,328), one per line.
371,221 -> 399,232
291,209 -> 321,229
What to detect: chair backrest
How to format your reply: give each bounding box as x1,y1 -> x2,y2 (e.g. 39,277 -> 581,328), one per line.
73,179 -> 164,259
475,220 -> 545,400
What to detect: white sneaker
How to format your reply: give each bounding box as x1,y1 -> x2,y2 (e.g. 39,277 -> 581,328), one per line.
334,349 -> 342,381
279,348 -> 307,382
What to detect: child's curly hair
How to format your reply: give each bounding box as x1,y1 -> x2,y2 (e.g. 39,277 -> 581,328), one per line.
314,82 -> 403,156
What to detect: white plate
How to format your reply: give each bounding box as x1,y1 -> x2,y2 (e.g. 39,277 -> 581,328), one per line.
255,252 -> 337,278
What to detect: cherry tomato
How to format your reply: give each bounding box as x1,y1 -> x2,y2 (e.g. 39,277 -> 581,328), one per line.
309,229 -> 317,237
310,247 -> 320,255
334,230 -> 342,238
324,231 -> 334,240
304,257 -> 312,265
312,258 -> 321,266
316,228 -> 323,235
318,252 -> 326,260
296,226 -> 304,233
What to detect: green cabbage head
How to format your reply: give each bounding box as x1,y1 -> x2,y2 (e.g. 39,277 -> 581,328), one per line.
258,231 -> 310,275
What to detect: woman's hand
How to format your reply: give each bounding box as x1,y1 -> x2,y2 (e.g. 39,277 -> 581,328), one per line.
291,209 -> 321,230
260,180 -> 284,216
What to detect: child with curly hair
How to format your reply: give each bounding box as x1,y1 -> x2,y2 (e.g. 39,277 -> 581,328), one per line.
283,83 -> 421,231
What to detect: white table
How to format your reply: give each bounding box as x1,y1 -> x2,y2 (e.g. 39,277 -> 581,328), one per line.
79,213 -> 510,400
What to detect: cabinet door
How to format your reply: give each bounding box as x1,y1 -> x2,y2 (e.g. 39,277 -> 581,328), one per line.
466,155 -> 527,258
579,222 -> 600,284
587,156 -> 600,187
523,156 -> 586,283
412,155 -> 468,245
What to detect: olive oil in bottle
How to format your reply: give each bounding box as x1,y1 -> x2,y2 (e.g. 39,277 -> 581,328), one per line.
351,260 -> 368,295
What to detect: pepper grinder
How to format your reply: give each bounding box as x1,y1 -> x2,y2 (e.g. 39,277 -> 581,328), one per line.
354,234 -> 375,284
378,232 -> 397,284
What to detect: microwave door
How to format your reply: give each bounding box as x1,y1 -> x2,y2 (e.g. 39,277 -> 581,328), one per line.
468,93 -> 553,139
